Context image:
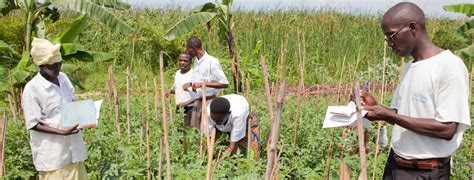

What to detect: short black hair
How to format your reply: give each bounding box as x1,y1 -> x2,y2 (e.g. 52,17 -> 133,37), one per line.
186,36 -> 202,49
179,52 -> 191,61
210,97 -> 230,114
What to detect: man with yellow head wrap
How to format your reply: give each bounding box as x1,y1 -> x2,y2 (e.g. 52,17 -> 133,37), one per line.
22,38 -> 88,179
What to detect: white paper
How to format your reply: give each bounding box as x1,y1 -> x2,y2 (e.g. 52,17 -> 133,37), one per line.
60,99 -> 103,128
323,102 -> 372,128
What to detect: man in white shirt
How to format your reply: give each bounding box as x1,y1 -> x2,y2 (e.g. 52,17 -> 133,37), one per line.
361,3 -> 470,179
207,94 -> 260,161
184,36 -> 229,129
167,52 -> 194,126
22,38 -> 88,179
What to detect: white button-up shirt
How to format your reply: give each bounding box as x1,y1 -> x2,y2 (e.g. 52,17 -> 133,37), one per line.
22,72 -> 87,171
191,52 -> 229,98
208,94 -> 248,142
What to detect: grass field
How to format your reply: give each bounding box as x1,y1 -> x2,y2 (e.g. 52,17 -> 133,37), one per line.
0,8 -> 472,179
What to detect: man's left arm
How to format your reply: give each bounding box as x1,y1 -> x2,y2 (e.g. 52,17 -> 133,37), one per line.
364,105 -> 459,140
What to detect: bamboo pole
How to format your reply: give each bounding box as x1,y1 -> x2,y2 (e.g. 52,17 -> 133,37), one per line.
146,113 -> 151,180
126,66 -> 131,144
354,82 -> 367,180
265,80 -> 286,180
0,110 -> 6,176
159,52 -> 172,180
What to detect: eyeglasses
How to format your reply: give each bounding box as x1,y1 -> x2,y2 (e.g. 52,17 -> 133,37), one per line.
384,23 -> 412,42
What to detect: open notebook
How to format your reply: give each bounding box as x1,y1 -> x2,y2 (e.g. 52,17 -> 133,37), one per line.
60,99 -> 103,128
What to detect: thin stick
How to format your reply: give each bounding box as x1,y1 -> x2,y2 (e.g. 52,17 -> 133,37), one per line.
206,128 -> 216,180
146,113 -> 151,180
354,82 -> 367,180
140,113 -> 144,146
335,57 -> 346,103
265,80 -> 286,180
159,52 -> 172,180
154,78 -> 159,122
126,66 -> 131,144
8,70 -> 17,120
158,138 -> 163,179
0,111 -> 6,176
246,75 -> 251,160
293,32 -> 305,147
168,96 -> 174,131
261,55 -> 274,121
372,41 -> 387,180
111,66 -> 121,135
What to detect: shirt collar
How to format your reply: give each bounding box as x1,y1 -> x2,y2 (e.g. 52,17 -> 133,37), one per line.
36,72 -> 64,89
196,52 -> 209,63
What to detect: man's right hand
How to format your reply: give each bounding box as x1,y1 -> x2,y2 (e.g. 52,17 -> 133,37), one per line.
183,82 -> 192,91
61,124 -> 80,135
360,92 -> 378,106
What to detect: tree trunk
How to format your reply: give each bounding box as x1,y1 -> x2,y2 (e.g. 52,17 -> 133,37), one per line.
226,27 -> 242,93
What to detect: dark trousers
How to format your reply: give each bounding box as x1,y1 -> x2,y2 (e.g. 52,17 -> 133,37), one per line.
383,149 -> 450,180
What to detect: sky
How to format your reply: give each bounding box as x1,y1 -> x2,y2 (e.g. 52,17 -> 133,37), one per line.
124,0 -> 472,19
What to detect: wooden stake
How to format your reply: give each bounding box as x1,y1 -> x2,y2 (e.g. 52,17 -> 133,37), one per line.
354,82 -> 367,180
0,111 -> 6,176
126,66 -> 131,144
339,160 -> 351,180
265,80 -> 286,180
200,81 -> 208,159
159,51 -> 172,180
146,113 -> 151,180
206,128 -> 216,180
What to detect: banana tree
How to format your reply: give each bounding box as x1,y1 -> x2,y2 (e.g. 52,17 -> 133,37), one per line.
0,0 -> 134,115
444,3 -> 474,70
164,0 -> 242,93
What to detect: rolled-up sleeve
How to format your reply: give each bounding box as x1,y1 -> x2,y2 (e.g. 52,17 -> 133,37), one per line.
22,90 -> 42,130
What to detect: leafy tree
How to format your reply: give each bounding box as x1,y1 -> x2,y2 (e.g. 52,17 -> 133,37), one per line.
0,0 -> 134,115
443,3 -> 474,70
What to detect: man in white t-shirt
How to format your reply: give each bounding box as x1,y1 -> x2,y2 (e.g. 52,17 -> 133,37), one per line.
167,52 -> 194,126
184,36 -> 229,129
360,3 -> 470,179
207,94 -> 258,160
22,38 -> 88,179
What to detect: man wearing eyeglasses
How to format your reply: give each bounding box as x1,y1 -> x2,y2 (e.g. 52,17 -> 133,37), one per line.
207,94 -> 260,161
360,2 -> 470,179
